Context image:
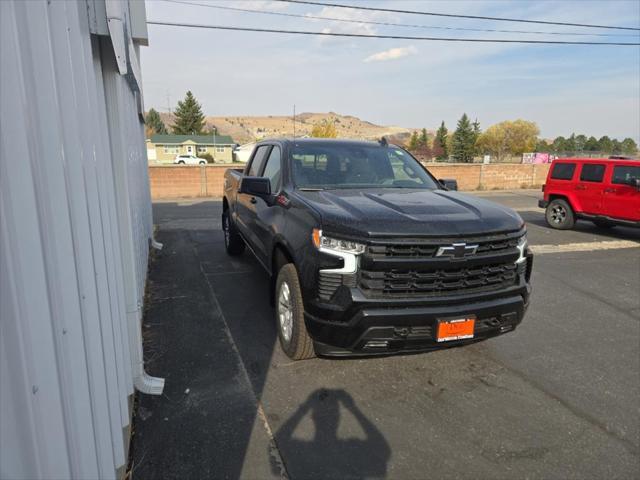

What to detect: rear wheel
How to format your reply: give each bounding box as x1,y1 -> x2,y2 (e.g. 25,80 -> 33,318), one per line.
199,160 -> 206,165
275,263 -> 315,360
545,199 -> 575,230
222,209 -> 245,255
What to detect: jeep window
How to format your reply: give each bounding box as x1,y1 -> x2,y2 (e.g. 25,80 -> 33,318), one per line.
247,145 -> 270,176
261,146 -> 282,192
579,164 -> 605,183
612,165 -> 640,185
291,145 -> 439,190
551,163 -> 576,180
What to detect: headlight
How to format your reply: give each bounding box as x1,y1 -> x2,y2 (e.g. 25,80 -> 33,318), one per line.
312,229 -> 365,254
516,235 -> 528,264
312,229 -> 364,274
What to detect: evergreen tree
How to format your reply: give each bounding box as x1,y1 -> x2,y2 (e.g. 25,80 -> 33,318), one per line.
598,136 -> 613,153
145,108 -> 167,135
574,134 -> 587,152
434,121 -> 448,160
552,136 -> 566,153
451,114 -> 475,162
564,133 -> 577,153
611,139 -> 622,154
419,128 -> 429,147
621,137 -> 638,155
172,91 -> 206,135
472,118 -> 481,156
408,131 -> 419,151
584,136 -> 599,152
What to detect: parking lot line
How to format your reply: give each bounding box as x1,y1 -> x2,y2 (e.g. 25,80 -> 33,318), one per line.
531,240 -> 639,254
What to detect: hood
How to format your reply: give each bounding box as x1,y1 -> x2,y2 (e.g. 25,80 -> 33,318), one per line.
295,188 -> 524,238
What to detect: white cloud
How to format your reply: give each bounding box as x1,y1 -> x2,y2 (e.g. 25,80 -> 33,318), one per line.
364,46 -> 418,63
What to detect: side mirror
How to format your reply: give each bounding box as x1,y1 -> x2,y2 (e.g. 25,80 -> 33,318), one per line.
633,178 -> 640,190
239,176 -> 271,196
439,178 -> 458,191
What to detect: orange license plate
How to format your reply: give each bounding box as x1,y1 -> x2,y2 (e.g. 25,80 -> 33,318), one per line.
436,317 -> 475,342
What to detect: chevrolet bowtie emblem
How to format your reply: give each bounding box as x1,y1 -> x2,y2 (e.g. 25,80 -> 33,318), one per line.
435,242 -> 479,259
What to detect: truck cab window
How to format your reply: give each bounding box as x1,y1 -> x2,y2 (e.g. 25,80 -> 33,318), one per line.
261,146 -> 282,192
247,146 -> 270,176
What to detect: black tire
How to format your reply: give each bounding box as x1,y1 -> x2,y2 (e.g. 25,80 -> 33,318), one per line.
178,160 -> 185,164
199,161 -> 206,165
222,209 -> 245,255
545,199 -> 575,230
593,219 -> 614,229
275,264 -> 315,360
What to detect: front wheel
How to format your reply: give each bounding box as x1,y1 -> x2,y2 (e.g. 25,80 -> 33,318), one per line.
545,199 -> 575,230
275,264 -> 315,360
222,209 -> 245,255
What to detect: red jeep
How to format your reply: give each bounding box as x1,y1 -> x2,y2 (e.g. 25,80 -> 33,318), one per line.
539,158 -> 640,229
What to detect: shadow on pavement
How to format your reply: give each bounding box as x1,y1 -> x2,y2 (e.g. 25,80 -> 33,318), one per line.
274,389 -> 390,480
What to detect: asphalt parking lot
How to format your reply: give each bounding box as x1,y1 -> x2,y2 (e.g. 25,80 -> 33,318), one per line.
131,190 -> 639,479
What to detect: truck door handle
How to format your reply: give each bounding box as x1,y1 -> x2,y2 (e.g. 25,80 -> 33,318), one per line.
575,185 -> 586,190
604,187 -> 616,193
250,197 -> 257,204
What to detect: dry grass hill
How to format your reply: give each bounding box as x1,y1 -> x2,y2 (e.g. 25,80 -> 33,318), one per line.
158,111 -> 422,145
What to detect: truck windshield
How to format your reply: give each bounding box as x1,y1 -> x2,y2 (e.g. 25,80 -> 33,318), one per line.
291,144 -> 439,190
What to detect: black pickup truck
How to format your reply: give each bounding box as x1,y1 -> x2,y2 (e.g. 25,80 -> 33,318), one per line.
223,139 -> 532,360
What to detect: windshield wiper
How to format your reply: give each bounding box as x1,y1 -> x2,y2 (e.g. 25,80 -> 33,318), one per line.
298,187 -> 325,191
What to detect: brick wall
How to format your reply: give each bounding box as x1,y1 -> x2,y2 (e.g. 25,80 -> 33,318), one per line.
148,163 -> 551,199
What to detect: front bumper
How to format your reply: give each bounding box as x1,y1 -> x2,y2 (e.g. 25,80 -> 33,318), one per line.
538,199 -> 548,209
305,285 -> 530,357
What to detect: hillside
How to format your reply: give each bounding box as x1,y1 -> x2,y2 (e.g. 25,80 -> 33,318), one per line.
158,111 -> 420,145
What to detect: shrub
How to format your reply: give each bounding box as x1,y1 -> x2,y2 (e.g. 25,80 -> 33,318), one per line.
197,153 -> 214,163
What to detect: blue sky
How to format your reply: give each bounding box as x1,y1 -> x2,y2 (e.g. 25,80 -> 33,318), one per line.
141,0 -> 640,141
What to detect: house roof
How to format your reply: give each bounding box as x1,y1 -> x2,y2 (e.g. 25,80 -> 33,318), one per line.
150,134 -> 235,145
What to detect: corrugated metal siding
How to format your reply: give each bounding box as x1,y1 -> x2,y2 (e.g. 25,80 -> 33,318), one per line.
0,1 -> 159,478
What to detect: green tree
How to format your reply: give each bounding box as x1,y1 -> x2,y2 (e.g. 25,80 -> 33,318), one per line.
536,139 -> 551,152
310,120 -> 337,138
598,136 -> 613,153
145,108 -> 167,136
552,136 -> 566,153
612,139 -> 622,154
434,121 -> 448,160
564,134 -> 577,153
451,114 -> 476,162
584,136 -> 599,152
621,137 -> 638,155
408,131 -> 419,150
472,118 -> 481,156
172,91 -> 206,135
574,134 -> 587,152
419,128 -> 429,147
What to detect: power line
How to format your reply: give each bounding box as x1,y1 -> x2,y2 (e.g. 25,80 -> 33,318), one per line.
159,0 -> 638,37
275,0 -> 640,32
146,20 -> 640,45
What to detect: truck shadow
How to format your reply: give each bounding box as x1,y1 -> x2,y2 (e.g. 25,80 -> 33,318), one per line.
273,389 -> 391,480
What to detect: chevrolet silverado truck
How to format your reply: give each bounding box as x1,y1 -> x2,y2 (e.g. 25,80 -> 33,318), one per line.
223,139 -> 532,360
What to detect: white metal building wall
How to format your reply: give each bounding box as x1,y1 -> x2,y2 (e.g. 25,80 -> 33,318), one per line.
0,1 -> 163,478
